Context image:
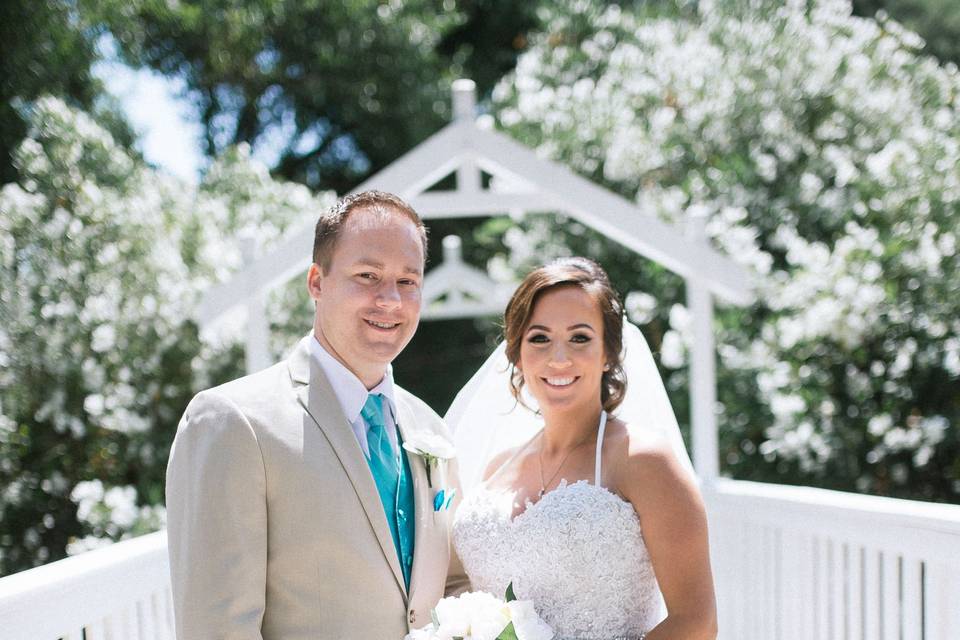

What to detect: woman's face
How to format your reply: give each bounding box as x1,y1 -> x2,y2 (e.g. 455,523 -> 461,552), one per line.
519,285 -> 607,414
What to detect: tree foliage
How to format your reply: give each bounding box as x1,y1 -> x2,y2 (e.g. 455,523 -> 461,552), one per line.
853,0 -> 960,66
84,0 -> 540,192
0,97 -> 333,575
488,0 -> 960,501
0,0 -> 134,186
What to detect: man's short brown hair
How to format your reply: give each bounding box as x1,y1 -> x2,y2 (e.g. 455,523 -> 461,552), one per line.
312,191 -> 428,272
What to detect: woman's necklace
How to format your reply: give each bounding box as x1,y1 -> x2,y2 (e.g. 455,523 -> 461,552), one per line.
537,426 -> 596,499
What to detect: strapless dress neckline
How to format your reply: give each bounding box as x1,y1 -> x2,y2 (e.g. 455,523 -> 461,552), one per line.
452,478 -> 663,640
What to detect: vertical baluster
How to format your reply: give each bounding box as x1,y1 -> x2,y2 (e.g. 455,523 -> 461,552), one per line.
816,536 -> 831,639
849,545 -> 864,640
773,527 -> 783,640
732,516 -> 747,640
163,586 -> 177,639
138,598 -> 156,640
744,520 -> 758,640
924,561 -> 960,640
121,603 -> 138,640
801,532 -> 816,640
864,548 -> 881,639
85,619 -> 107,640
763,525 -> 774,640
781,527 -> 799,640
901,555 -> 922,640
718,509 -> 739,640
830,539 -> 845,640
881,551 -> 900,640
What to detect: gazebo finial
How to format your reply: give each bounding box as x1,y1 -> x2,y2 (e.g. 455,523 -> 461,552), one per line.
452,78 -> 477,122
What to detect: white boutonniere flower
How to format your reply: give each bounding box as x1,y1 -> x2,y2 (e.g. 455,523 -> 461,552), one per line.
402,432 -> 456,487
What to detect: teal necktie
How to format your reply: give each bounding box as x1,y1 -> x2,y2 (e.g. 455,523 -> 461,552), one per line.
361,393 -> 414,588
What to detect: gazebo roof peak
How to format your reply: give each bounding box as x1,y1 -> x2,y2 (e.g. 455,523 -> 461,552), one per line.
197,78 -> 754,330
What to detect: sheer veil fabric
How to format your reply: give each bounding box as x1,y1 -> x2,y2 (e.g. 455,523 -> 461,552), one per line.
444,320 -> 696,493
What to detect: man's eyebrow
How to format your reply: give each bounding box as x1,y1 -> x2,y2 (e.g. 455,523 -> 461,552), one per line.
353,258 -> 422,276
353,258 -> 385,269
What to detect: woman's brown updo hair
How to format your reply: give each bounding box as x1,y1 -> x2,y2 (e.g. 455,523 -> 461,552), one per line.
503,257 -> 626,413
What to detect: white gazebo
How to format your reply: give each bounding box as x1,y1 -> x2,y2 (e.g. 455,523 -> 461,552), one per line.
2,80 -> 959,640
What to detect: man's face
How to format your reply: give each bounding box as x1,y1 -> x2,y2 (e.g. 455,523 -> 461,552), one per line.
308,207 -> 425,388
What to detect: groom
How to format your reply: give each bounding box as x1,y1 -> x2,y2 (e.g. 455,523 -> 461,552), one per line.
166,190 -> 467,639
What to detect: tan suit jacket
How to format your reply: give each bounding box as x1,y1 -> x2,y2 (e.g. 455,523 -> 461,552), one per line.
166,335 -> 468,639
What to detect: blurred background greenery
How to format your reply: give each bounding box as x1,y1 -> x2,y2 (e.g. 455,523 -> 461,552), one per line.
2,0 -> 959,576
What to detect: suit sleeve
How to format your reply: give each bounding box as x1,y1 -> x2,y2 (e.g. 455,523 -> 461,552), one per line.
166,391 -> 267,640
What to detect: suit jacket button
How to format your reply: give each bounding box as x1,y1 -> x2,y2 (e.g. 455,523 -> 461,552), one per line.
409,610 -> 416,624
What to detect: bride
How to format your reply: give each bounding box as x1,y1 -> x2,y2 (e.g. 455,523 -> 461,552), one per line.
447,258 -> 717,640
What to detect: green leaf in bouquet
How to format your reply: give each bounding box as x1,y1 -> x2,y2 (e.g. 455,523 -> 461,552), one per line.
505,581 -> 517,602
497,622 -> 519,640
431,608 -> 440,628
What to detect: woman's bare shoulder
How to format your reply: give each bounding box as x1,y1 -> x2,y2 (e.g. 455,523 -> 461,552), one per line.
481,446 -> 521,482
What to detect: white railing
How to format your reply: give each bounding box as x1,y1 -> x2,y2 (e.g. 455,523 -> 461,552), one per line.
0,530 -> 173,640
3,482 -> 959,640
706,479 -> 960,640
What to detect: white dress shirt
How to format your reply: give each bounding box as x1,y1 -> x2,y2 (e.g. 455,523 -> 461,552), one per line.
309,335 -> 399,459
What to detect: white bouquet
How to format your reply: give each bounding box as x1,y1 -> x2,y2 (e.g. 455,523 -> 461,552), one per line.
406,583 -> 554,640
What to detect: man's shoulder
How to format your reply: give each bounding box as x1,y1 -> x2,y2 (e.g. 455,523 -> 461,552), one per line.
189,360 -> 290,414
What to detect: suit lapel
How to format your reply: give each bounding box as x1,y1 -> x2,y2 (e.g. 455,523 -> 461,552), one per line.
394,395 -> 440,608
288,336 -> 407,598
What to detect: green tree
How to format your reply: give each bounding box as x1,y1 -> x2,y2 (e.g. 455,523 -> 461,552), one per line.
853,0 -> 960,66
85,0 -> 540,193
0,0 -> 133,185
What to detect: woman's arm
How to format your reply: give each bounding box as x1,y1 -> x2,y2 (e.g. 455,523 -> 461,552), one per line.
618,430 -> 717,640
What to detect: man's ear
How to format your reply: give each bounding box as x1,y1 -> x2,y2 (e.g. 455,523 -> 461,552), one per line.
306,263 -> 323,301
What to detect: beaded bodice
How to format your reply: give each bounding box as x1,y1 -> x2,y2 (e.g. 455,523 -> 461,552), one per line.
451,416 -> 664,640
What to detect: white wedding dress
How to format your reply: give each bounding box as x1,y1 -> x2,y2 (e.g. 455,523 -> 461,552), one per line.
451,416 -> 665,640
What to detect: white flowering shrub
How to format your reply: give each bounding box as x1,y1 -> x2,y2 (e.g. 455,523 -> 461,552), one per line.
0,97 -> 333,573
490,0 -> 960,500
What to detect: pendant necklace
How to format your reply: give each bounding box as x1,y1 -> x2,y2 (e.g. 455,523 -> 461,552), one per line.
537,426 -> 595,499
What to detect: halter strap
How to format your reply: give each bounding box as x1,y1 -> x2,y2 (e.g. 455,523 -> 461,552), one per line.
595,411 -> 608,487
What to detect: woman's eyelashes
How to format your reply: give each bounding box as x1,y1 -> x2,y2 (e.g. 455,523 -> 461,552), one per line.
526,332 -> 593,345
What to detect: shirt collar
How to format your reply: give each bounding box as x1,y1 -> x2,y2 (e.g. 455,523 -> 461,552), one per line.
309,335 -> 397,423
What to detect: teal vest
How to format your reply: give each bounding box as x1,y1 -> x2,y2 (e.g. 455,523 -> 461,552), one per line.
366,427 -> 416,589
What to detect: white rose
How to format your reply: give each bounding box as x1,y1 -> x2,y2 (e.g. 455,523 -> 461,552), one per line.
402,431 -> 456,460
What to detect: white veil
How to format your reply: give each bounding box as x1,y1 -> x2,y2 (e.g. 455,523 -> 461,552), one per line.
444,320 -> 696,492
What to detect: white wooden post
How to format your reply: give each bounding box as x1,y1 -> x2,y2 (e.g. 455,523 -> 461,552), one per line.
442,236 -> 465,306
452,79 -> 481,194
241,236 -> 271,374
685,212 -> 720,480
